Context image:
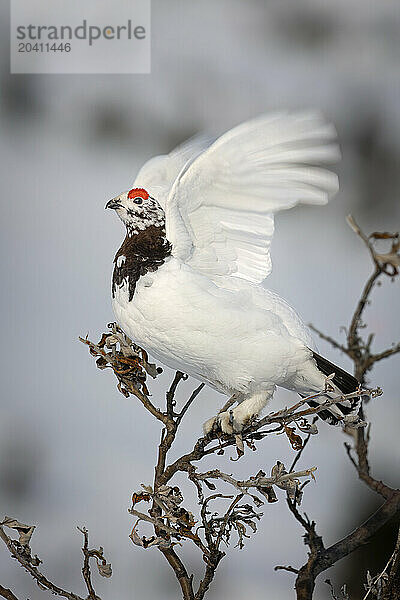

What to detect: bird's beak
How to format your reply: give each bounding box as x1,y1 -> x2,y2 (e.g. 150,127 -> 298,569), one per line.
105,198 -> 122,210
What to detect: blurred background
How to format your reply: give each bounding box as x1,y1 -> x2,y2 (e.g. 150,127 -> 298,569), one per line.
1,1 -> 399,599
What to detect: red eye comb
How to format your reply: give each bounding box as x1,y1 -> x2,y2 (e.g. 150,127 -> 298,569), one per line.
128,188 -> 149,200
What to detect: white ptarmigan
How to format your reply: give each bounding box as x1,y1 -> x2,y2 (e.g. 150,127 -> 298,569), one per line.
106,112 -> 363,434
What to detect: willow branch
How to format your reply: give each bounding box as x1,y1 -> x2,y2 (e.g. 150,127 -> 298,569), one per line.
0,585 -> 19,600
0,524 -> 84,600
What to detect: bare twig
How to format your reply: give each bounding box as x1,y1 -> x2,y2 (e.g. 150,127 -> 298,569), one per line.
194,466 -> 317,493
160,548 -> 195,600
167,371 -> 186,417
370,343 -> 400,364
344,442 -> 394,500
176,382 -> 205,425
0,522 -> 84,600
79,332 -> 168,425
0,585 -> 19,600
275,565 -> 300,575
78,527 -> 111,600
289,419 -> 317,474
307,324 -> 348,354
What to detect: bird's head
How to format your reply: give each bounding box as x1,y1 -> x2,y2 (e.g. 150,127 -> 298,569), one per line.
106,187 -> 165,235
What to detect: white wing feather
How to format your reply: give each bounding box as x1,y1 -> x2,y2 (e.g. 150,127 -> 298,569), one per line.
166,112 -> 340,283
132,135 -> 214,209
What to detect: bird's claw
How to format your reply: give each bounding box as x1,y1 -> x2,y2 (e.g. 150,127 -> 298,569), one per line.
203,409 -> 234,435
203,407 -> 253,436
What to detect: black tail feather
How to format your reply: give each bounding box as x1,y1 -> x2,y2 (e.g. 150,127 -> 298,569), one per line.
312,351 -> 359,394
303,352 -> 361,426
306,399 -> 340,424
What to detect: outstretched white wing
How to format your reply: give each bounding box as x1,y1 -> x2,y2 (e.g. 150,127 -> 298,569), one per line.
165,112 -> 340,283
132,135 -> 213,210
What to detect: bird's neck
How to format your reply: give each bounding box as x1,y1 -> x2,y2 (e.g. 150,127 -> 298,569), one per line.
112,225 -> 172,302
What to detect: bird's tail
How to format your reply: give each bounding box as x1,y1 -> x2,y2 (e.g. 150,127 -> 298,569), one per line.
304,352 -> 365,427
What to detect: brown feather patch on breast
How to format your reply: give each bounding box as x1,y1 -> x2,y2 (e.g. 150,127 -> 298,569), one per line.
112,225 -> 172,301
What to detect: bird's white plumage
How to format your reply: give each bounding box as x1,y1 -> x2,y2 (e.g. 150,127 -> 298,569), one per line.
109,112 -> 362,433
166,112 -> 339,284
113,260 -> 313,393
